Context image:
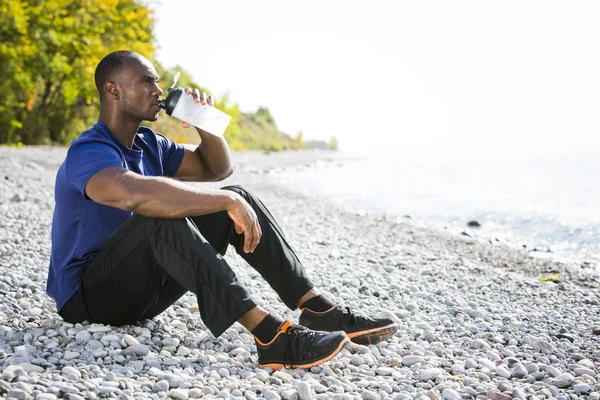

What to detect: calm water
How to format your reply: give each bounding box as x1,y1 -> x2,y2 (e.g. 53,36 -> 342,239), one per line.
274,149 -> 600,265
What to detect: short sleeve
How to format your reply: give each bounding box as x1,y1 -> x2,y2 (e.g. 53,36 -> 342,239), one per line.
66,141 -> 123,198
155,133 -> 185,177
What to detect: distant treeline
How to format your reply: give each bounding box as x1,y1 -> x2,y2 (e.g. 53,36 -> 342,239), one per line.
0,0 -> 338,151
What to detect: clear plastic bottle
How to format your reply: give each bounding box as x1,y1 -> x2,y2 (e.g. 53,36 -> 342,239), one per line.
160,88 -> 231,137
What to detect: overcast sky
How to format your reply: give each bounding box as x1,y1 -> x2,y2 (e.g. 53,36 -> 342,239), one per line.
150,1 -> 600,155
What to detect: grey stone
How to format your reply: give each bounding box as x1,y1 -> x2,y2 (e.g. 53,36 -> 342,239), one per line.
154,380 -> 170,393
280,389 -> 299,400
375,367 -> 394,376
487,390 -> 512,400
312,384 -> 327,394
263,389 -> 280,400
63,351 -> 80,361
360,389 -> 380,400
510,364 -> 528,378
130,344 -> 150,356
35,394 -> 58,400
7,389 -> 28,399
470,339 -> 491,350
162,337 -> 180,347
533,340 -> 554,352
350,355 -> 364,366
61,366 -> 81,380
2,365 -> 26,381
441,389 -> 461,400
545,365 -> 561,377
573,383 -> 591,393
575,367 -> 595,377
296,382 -> 311,400
98,386 -> 118,394
123,334 -> 139,346
160,373 -> 183,388
495,367 -> 510,379
512,388 -> 527,399
402,355 -> 425,366
525,363 -> 539,374
169,388 -> 189,400
550,373 -> 575,388
420,368 -> 444,382
87,325 -> 112,333
450,364 -> 465,375
201,386 -> 215,396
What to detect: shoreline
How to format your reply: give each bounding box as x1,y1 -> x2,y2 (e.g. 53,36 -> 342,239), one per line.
230,150 -> 600,284
234,166 -> 600,291
1,146 -> 600,399
229,149 -> 600,290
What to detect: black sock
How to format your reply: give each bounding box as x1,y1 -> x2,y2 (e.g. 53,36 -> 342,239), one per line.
300,294 -> 336,312
251,314 -> 284,343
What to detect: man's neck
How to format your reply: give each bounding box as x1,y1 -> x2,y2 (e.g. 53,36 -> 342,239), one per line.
99,111 -> 141,149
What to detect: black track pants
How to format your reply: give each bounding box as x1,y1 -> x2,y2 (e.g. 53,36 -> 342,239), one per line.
59,185 -> 314,337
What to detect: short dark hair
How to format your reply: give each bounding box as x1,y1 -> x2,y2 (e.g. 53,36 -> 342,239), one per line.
94,50 -> 136,97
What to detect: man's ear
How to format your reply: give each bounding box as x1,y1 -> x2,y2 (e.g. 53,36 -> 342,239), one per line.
105,82 -> 120,100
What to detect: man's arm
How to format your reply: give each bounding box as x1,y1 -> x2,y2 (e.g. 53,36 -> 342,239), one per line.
173,89 -> 233,182
174,135 -> 232,182
86,166 -> 261,253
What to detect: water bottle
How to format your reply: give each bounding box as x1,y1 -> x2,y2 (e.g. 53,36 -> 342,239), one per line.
159,87 -> 232,137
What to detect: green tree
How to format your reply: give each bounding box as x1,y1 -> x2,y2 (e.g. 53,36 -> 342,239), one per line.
0,0 -> 155,144
293,130 -> 306,150
0,0 -> 310,152
328,136 -> 339,150
0,0 -> 35,143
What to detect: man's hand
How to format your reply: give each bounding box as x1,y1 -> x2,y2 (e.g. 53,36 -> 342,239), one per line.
181,88 -> 213,129
227,195 -> 262,253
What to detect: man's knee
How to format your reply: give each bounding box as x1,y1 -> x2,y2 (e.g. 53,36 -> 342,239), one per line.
132,214 -> 194,233
158,217 -> 196,232
222,184 -> 246,194
222,184 -> 252,200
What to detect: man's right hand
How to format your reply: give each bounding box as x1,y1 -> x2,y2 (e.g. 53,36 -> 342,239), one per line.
227,194 -> 262,253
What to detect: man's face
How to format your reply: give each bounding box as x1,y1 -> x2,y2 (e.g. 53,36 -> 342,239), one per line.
116,55 -> 163,122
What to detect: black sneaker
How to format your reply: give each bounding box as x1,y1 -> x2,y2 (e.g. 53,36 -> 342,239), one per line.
299,304 -> 398,345
255,320 -> 350,370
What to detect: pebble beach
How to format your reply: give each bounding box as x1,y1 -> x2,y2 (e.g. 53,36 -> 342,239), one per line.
1,146 -> 600,400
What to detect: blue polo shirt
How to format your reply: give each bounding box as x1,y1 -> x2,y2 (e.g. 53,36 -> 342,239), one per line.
47,120 -> 185,311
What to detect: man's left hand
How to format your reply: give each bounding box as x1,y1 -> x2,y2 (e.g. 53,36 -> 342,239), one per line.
181,88 -> 213,128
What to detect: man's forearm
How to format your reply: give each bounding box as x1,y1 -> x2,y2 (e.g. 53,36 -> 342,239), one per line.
128,175 -> 237,219
196,127 -> 232,177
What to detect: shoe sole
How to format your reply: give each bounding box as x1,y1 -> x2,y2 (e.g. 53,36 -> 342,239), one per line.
347,323 -> 398,345
258,336 -> 350,370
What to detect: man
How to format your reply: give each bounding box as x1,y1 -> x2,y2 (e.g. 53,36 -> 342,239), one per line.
48,50 -> 397,370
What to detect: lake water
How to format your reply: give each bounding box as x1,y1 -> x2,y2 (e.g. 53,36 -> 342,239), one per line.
273,148 -> 600,266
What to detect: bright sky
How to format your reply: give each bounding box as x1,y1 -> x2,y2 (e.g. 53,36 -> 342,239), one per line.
150,1 -> 600,155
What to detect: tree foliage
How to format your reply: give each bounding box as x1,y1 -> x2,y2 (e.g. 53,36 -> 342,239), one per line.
328,136 -> 339,150
0,0 -> 329,151
0,0 -> 154,144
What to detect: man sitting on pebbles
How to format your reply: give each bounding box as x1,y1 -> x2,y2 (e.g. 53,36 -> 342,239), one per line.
47,50 -> 397,370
